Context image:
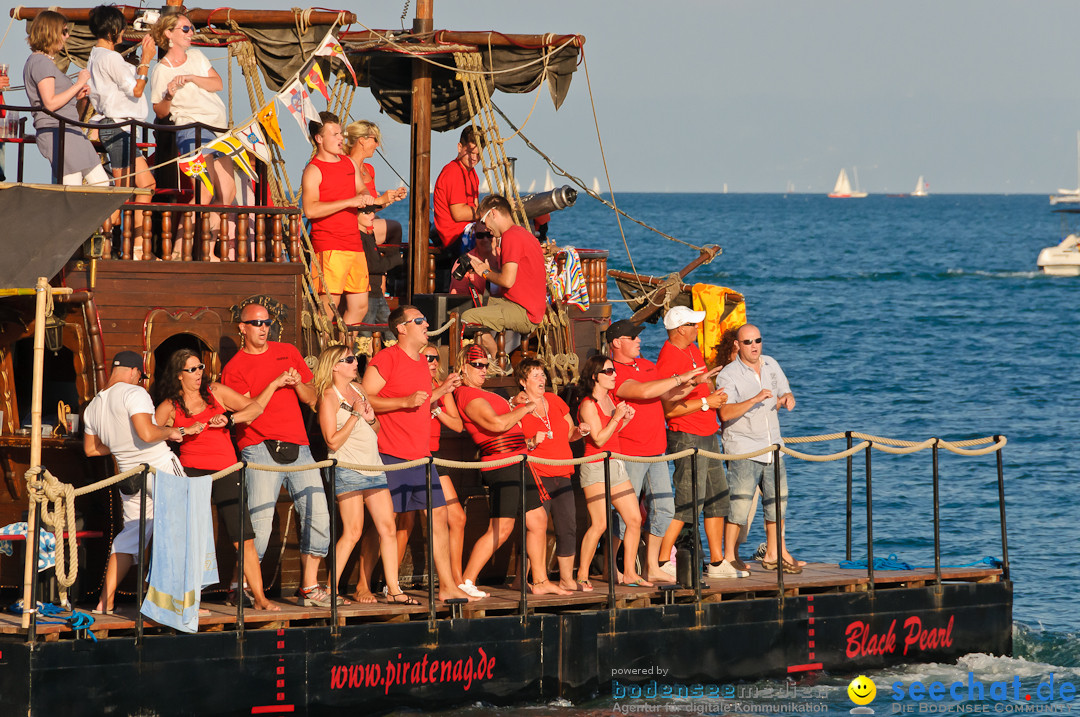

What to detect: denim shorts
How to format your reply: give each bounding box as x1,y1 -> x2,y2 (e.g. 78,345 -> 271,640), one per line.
335,466 -> 388,495
726,457 -> 788,526
97,124 -> 140,170
380,453 -> 446,513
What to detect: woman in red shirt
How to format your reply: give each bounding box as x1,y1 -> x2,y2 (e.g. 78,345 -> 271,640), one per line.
576,355 -> 652,589
512,358 -> 585,592
454,345 -> 570,596
154,348 -> 282,610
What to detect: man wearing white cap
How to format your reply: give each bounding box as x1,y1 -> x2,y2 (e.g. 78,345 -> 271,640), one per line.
655,306 -> 748,580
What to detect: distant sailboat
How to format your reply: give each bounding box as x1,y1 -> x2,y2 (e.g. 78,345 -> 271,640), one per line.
591,177 -> 602,195
1051,131 -> 1080,205
828,168 -> 868,198
912,176 -> 929,197
527,179 -> 536,192
543,169 -> 555,192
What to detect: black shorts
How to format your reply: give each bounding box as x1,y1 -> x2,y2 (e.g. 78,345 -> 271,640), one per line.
482,462 -> 544,518
186,467 -> 255,543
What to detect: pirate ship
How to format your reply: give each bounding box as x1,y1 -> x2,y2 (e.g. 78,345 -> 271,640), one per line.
0,3 -> 1011,715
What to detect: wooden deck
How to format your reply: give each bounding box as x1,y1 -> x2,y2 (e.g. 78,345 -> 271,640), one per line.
0,562 -> 1001,640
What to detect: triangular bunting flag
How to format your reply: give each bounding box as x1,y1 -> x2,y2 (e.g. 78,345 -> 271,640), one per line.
312,28 -> 358,85
277,79 -> 318,138
178,151 -> 214,198
235,118 -> 273,165
256,103 -> 284,149
207,134 -> 258,181
302,61 -> 330,102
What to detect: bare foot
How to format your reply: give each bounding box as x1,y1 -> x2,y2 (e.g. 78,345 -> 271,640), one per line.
559,578 -> 578,592
254,599 -> 281,612
530,579 -> 572,596
440,585 -> 482,602
622,575 -> 653,587
647,571 -> 676,583
351,591 -> 378,605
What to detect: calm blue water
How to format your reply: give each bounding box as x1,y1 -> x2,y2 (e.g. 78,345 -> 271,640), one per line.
382,193 -> 1080,715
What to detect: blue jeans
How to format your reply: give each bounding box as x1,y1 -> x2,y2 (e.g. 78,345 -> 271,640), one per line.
240,442 -> 330,560
727,457 -> 788,525
614,458 -> 675,539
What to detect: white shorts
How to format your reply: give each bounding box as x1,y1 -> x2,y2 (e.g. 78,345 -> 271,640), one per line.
111,488 -> 155,559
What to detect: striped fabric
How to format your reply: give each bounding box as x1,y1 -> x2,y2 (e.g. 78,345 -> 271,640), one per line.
547,246 -> 590,311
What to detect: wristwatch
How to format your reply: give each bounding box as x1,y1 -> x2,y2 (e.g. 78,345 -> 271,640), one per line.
700,397 -> 709,412
178,426 -> 186,436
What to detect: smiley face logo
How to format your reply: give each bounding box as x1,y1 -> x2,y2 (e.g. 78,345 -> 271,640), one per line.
848,675 -> 877,706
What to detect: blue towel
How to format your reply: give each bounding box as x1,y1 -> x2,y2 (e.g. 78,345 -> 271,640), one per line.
141,471 -> 218,633
0,521 -> 57,571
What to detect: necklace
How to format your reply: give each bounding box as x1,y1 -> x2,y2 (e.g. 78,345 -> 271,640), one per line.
678,343 -> 698,369
531,394 -> 553,439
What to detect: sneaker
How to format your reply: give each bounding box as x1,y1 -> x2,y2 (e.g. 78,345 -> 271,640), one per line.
658,561 -> 677,579
705,560 -> 750,579
458,580 -> 488,599
297,586 -> 344,607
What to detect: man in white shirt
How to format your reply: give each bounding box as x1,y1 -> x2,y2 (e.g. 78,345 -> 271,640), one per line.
716,324 -> 801,575
84,351 -> 184,613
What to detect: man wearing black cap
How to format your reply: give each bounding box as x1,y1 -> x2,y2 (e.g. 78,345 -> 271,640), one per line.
84,350 -> 185,614
608,319 -> 706,582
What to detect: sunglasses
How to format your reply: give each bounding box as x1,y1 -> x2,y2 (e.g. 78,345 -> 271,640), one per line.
596,367 -> 617,376
740,338 -> 763,345
406,317 -> 427,326
467,361 -> 489,370
180,363 -> 205,374
242,319 -> 272,327
425,354 -> 439,363
337,355 -> 358,364
179,25 -> 194,33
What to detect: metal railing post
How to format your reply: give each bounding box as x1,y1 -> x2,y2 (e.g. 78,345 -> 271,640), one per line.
425,457 -> 436,622
995,436 -> 1010,582
690,449 -> 702,602
932,440 -> 942,588
772,446 -> 785,601
519,457 -> 528,617
603,454 -> 616,610
864,444 -> 874,593
845,431 -> 853,561
323,460 -> 339,632
236,463 -> 247,638
55,119 -> 66,184
136,464 -> 149,644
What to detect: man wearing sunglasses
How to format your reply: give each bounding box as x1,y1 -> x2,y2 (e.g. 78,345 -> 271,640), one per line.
716,324 -> 801,575
221,303 -> 337,607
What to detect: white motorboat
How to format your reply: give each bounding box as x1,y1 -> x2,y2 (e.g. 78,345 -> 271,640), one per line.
828,167 -> 868,198
1050,132 -> 1080,205
1037,209 -> 1080,275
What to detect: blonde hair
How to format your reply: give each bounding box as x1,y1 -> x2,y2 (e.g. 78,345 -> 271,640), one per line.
312,344 -> 350,398
27,10 -> 68,53
150,13 -> 185,50
422,344 -> 445,382
343,120 -> 381,155
455,344 -> 492,375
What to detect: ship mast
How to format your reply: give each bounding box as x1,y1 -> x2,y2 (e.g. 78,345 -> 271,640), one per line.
408,0 -> 433,300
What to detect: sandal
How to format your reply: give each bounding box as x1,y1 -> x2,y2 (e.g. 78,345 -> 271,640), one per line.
577,579 -> 594,592
386,591 -> 420,605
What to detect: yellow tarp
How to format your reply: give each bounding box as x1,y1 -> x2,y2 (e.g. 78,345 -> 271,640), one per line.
692,283 -> 747,368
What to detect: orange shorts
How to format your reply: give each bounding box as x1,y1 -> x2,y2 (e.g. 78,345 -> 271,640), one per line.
314,250 -> 369,295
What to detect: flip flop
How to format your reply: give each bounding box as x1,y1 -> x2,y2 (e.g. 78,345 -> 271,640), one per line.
577,579 -> 594,592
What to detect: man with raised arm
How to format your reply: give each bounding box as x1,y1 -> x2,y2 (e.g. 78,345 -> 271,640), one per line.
221,303 -> 338,607
361,305 -> 476,602
301,111 -> 376,326
716,323 -> 802,575
84,351 -> 184,614
608,319 -> 707,583
654,307 -> 747,580
432,126 -> 482,249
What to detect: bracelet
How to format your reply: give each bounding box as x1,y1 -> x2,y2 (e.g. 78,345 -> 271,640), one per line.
137,63 -> 150,70
366,418 -> 377,426
673,374 -> 683,385
136,74 -> 148,82
431,406 -> 443,418
178,426 -> 186,437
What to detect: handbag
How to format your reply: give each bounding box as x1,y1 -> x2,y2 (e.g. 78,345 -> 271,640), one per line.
265,439 -> 301,464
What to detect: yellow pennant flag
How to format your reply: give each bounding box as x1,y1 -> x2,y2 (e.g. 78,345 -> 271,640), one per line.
256,103 -> 284,149
207,134 -> 258,182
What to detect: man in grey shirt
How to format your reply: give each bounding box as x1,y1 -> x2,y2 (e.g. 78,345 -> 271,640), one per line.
716,324 -> 801,574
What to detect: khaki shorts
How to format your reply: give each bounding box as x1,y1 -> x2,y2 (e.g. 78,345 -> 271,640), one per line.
314,250 -> 369,295
461,297 -> 540,335
578,457 -> 631,489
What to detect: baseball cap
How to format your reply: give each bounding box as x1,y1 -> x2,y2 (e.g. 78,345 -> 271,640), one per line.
607,319 -> 643,340
663,306 -> 707,330
112,350 -> 148,379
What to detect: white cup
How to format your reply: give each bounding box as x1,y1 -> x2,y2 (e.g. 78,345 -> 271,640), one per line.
69,415 -> 80,434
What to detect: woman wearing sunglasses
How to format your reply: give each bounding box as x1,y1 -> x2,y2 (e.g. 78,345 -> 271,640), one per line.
150,13 -> 236,259
453,345 -> 570,596
575,354 -> 652,589
154,348 -> 280,611
23,11 -> 110,186
313,345 -> 417,605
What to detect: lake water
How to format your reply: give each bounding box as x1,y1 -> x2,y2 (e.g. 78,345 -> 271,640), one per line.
382,192 -> 1080,716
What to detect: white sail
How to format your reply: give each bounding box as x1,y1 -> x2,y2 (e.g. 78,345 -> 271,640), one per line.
543,169 -> 555,192
592,177 -> 602,195
527,179 -> 536,192
832,169 -> 852,195
913,176 -> 928,197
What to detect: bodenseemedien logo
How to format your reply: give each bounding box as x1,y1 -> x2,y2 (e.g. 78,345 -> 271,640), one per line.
850,674 -> 877,714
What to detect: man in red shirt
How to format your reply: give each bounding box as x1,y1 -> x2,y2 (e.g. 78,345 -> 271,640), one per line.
432,126 -> 482,248
221,303 -> 337,607
609,319 -> 707,582
361,305 -> 475,602
654,306 -> 749,580
463,194 -> 546,363
301,111 -> 376,326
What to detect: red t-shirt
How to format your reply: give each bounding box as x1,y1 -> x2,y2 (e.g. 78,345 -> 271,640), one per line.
432,158 -> 478,247
362,162 -> 377,198
655,341 -> 719,436
221,342 -> 313,450
611,357 -> 667,456
368,345 -> 431,460
308,156 -> 363,253
578,396 -> 622,461
520,392 -> 572,478
429,391 -> 452,453
454,385 -> 527,472
171,390 -> 235,471
500,225 -> 547,324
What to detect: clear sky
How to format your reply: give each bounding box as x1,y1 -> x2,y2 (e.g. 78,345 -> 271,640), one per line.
4,0 -> 1080,193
